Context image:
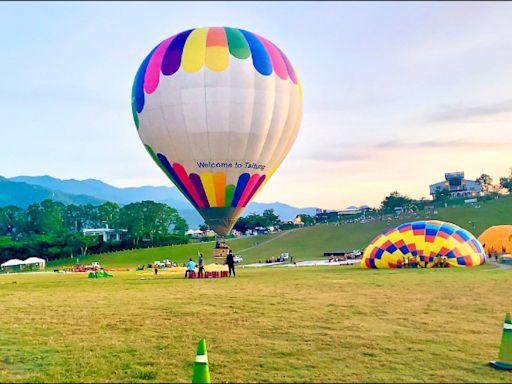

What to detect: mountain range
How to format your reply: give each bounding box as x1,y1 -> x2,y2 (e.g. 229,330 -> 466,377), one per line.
1,175 -> 318,229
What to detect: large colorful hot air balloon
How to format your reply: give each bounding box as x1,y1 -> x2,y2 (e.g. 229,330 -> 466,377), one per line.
132,27 -> 303,236
361,220 -> 487,268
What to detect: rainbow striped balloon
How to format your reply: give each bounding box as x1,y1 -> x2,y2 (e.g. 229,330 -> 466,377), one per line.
132,27 -> 302,235
361,220 -> 487,269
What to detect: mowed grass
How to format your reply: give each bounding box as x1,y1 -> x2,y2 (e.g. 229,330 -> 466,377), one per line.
46,196 -> 512,269
1,265 -> 511,383
241,196 -> 512,263
47,233 -> 277,269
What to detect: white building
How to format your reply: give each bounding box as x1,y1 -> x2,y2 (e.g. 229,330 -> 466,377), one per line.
83,225 -> 128,242
429,172 -> 482,199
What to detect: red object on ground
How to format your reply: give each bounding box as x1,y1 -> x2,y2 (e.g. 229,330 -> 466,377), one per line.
221,271 -> 228,278
188,271 -> 196,279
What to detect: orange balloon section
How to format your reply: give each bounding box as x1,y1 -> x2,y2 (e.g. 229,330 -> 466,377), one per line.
478,225 -> 512,254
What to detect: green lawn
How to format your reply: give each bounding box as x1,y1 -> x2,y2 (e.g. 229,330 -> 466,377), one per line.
240,196 -> 512,263
47,233 -> 277,269
1,265 -> 511,383
45,196 -> 512,269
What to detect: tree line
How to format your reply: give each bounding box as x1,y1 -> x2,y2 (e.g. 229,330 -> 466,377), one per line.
0,199 -> 189,264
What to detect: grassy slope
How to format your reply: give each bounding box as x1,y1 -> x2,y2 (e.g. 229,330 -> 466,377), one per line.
239,196 -> 512,263
1,266 -> 511,383
47,196 -> 512,268
47,234 -> 277,269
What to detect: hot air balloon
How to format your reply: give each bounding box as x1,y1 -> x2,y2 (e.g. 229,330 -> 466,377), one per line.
132,27 -> 303,236
361,220 -> 487,268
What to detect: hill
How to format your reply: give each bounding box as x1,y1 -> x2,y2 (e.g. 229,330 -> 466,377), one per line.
46,195 -> 512,268
8,175 -> 320,228
0,177 -> 104,208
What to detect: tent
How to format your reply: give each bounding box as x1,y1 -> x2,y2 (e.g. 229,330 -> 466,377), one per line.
361,220 -> 486,269
1,258 -> 25,272
478,225 -> 512,254
23,257 -> 46,270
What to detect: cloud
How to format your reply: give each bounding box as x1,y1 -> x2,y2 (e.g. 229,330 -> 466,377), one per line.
309,139 -> 512,162
427,100 -> 512,123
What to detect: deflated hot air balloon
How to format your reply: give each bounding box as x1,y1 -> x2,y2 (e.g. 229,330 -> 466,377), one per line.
132,27 -> 303,236
361,220 -> 487,268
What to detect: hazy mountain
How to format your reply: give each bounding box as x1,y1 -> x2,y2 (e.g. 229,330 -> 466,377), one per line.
244,201 -> 317,220
5,175 -> 320,229
10,175 -> 187,208
0,177 -> 104,208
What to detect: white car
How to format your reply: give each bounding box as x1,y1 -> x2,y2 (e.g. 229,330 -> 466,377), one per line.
233,255 -> 243,263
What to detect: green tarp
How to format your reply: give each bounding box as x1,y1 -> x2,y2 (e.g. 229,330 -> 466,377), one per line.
88,270 -> 113,278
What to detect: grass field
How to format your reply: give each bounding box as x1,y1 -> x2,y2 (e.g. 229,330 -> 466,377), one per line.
1,265 -> 511,383
3,196 -> 511,382
46,233 -> 278,269
46,196 -> 512,269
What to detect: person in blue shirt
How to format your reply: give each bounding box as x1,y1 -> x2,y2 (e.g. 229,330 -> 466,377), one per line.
185,258 -> 196,278
198,253 -> 205,277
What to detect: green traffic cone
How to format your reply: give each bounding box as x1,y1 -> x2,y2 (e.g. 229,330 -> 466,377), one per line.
192,338 -> 210,383
490,312 -> 512,370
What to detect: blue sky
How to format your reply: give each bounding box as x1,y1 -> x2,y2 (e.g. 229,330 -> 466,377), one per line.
1,1 -> 512,208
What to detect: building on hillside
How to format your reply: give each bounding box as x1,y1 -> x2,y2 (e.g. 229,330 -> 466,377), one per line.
429,172 -> 482,199
83,224 -> 128,242
339,206 -> 362,215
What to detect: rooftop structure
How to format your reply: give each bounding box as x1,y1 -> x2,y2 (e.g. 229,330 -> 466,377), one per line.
429,172 -> 482,199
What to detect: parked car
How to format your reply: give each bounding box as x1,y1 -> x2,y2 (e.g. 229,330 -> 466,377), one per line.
233,255 -> 243,263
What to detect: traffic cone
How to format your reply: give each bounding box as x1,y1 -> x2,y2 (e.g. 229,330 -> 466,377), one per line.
192,338 -> 210,383
490,312 -> 512,370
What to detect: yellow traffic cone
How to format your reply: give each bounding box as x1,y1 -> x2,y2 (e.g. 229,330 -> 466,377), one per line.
192,338 -> 211,383
490,312 -> 512,370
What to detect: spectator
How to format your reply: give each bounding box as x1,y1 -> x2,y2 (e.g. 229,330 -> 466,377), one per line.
185,258 -> 195,278
198,253 -> 205,277
226,250 -> 236,277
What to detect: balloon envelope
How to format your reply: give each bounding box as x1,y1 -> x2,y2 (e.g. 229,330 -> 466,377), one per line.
132,27 -> 303,235
361,220 -> 487,268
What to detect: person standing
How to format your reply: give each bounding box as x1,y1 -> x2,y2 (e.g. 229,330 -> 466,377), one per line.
226,250 -> 235,277
198,253 -> 205,277
185,258 -> 196,278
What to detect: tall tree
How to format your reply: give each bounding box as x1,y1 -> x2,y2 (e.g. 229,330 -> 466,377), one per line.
380,191 -> 413,211
26,199 -> 65,235
500,168 -> 512,192
476,173 -> 493,193
98,202 -> 120,228
118,201 -> 187,244
0,206 -> 27,236
262,209 -> 280,226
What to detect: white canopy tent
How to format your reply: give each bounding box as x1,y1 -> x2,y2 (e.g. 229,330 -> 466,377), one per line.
1,258 -> 25,270
24,257 -> 46,269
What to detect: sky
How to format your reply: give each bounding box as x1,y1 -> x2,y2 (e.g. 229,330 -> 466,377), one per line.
1,1 -> 512,209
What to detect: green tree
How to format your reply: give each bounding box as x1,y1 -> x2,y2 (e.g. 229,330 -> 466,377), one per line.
500,168 -> 512,192
262,209 -> 280,227
118,201 -> 187,245
380,192 -> 413,211
26,200 -> 65,235
476,173 -> 493,193
0,205 -> 27,236
297,214 -> 315,225
434,187 -> 450,201
98,202 -> 120,228
198,223 -> 209,232
233,217 -> 250,233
